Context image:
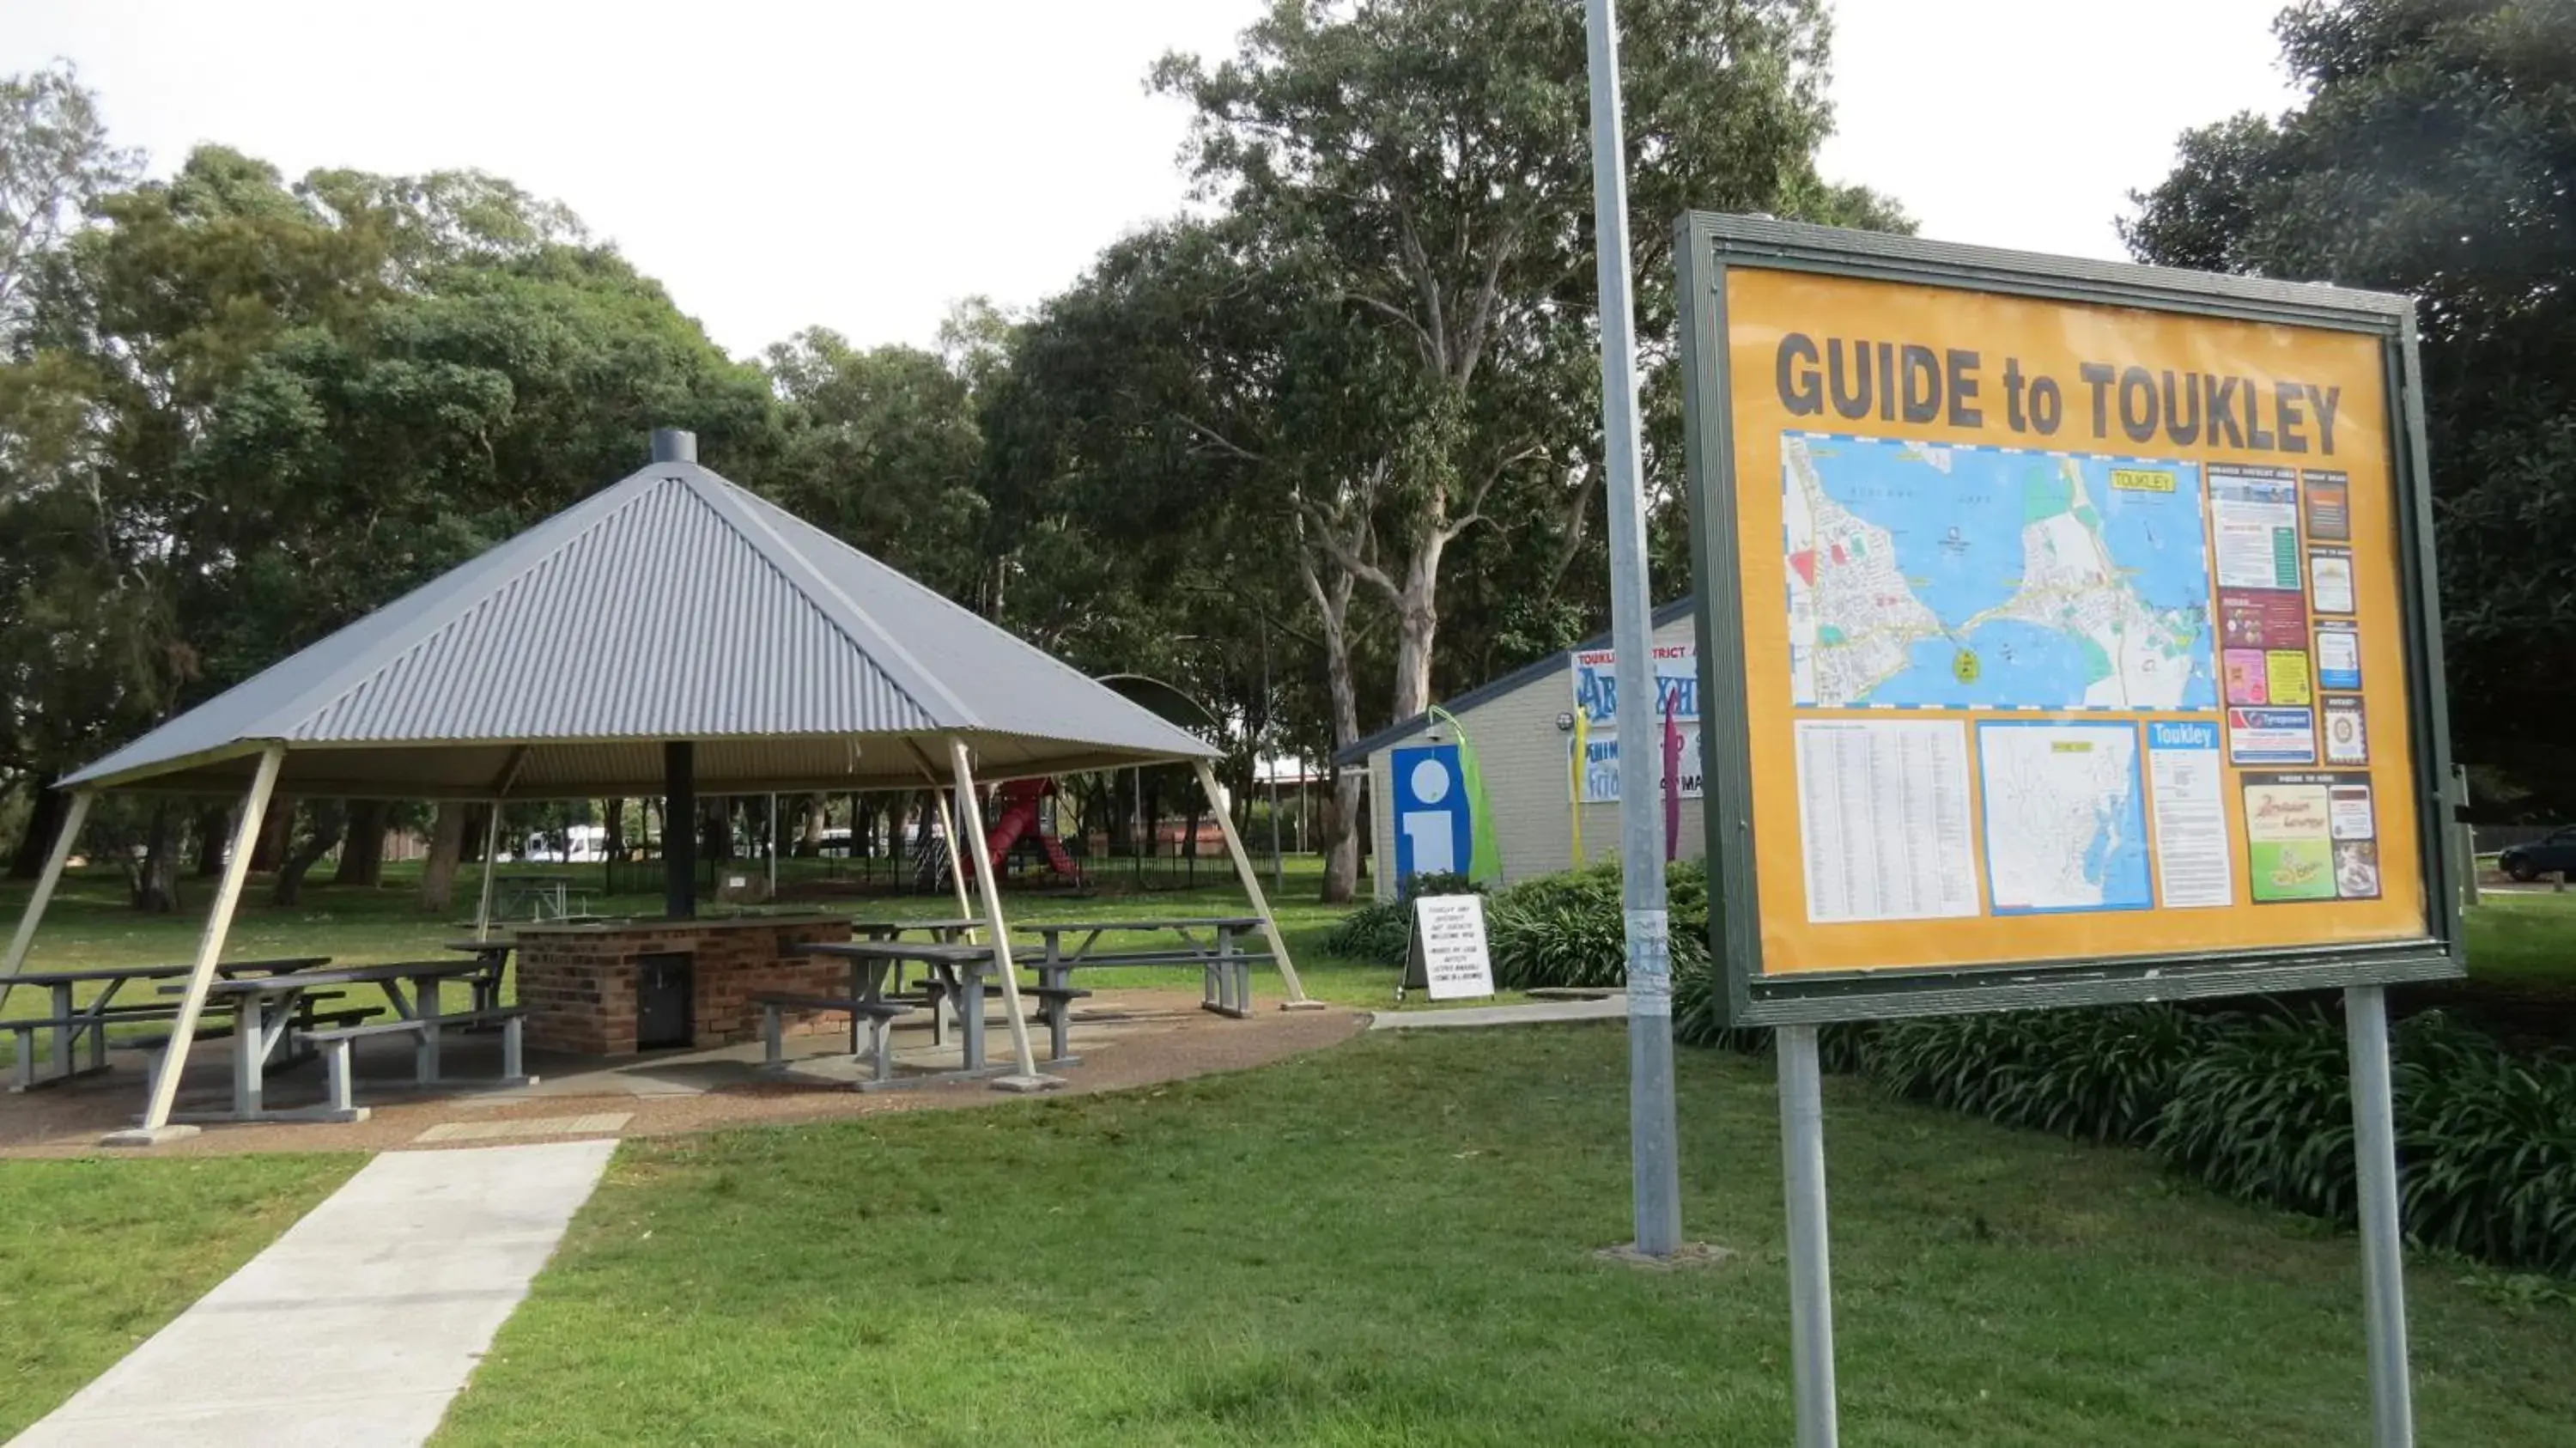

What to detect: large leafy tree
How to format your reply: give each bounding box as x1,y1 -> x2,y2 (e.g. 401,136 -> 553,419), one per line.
3,141 -> 774,891
2124,0 -> 2576,813
1154,0 -> 1905,722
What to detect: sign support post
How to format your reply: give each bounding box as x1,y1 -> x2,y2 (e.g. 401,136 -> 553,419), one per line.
1583,0 -> 1682,1260
2345,985 -> 2414,1447
1777,1024 -> 1838,1447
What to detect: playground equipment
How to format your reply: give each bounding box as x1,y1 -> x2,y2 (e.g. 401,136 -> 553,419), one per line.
987,778 -> 1078,879
914,778 -> 1079,892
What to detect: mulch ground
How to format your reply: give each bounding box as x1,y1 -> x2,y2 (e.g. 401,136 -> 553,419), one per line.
0,990 -> 1368,1159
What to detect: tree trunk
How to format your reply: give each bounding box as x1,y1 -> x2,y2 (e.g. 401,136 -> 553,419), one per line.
420,802 -> 467,912
334,800 -> 389,886
1388,538 -> 1446,722
193,804 -> 232,877
602,797 -> 626,861
797,796 -> 825,857
9,785 -> 71,879
271,802 -> 346,907
1300,545 -> 1366,903
128,804 -> 181,913
250,799 -> 293,873
701,800 -> 733,865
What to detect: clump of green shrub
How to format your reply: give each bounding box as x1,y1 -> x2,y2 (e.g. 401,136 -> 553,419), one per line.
1678,989 -> 2576,1280
1331,861 -> 2576,1277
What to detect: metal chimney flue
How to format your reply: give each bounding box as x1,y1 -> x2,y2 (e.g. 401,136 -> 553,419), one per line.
649,428 -> 698,464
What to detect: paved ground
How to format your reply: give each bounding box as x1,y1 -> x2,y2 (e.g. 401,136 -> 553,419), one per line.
1,989 -> 1367,1157
1369,994 -> 1628,1030
9,1139 -> 616,1447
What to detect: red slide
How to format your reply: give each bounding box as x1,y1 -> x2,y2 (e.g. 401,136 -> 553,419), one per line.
987,779 -> 1078,877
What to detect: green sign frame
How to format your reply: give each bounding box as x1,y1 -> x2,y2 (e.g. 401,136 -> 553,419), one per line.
1675,213 -> 2466,1027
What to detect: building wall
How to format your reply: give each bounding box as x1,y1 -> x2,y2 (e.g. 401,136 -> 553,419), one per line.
1367,610 -> 1706,898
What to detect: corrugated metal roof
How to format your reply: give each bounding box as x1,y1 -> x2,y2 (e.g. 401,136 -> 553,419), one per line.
1329,597 -> 1698,766
62,454 -> 1220,797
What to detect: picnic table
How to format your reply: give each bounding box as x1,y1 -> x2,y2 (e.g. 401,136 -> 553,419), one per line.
493,872 -> 585,922
161,958 -> 514,1123
1013,916 -> 1270,1018
440,938 -> 516,1012
5,958 -> 331,1092
787,939 -> 1069,1086
849,918 -> 982,992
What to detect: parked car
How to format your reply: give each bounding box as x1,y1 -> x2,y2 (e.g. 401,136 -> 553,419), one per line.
2498,826 -> 2576,882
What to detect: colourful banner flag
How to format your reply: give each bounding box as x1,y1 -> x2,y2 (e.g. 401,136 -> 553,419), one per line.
1431,707 -> 1504,885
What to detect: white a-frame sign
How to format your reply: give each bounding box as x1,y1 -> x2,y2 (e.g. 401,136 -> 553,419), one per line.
1400,895 -> 1495,1003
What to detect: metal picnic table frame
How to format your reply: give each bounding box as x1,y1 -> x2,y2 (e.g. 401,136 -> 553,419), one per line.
1013,916 -> 1270,1018
802,939 -> 1072,1085
5,958 -> 332,1091
491,873 -> 582,922
158,958 -> 503,1123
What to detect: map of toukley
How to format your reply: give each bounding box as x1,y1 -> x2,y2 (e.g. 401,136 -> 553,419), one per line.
1785,433 -> 2217,711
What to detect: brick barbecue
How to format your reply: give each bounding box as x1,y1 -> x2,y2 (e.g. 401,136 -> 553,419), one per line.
513,914 -> 854,1056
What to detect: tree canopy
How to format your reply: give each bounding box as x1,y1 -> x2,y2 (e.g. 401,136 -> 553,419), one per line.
1,3 -> 1903,900
2125,0 -> 2576,815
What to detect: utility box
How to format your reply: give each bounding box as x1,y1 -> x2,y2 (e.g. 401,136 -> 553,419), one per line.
636,951 -> 694,1049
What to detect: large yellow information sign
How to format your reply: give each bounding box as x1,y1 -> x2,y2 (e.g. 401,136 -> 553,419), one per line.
1677,216 -> 2464,1025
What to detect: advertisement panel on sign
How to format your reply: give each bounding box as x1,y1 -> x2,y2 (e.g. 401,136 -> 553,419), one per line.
1570,644 -> 1703,803
1676,215 -> 2462,1027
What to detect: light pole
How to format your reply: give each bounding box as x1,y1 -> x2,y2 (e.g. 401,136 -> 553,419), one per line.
1585,0 -> 1683,1255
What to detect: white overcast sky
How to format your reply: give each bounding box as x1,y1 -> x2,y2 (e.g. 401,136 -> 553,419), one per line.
3,0 -> 2300,359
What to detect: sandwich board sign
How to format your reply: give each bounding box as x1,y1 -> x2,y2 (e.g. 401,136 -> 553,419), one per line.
1674,213 -> 2460,1446
1398,895 -> 1493,1003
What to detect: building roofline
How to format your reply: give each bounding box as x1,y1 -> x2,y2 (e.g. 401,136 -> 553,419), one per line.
1329,596 -> 1696,766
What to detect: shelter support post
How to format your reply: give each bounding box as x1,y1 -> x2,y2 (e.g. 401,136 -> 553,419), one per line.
1193,759 -> 1315,1008
2346,985 -> 2415,1447
1778,1023 -> 1839,1447
0,790 -> 94,1017
109,745 -> 285,1145
665,740 -> 696,920
905,741 -> 981,941
945,738 -> 1056,1092
472,802 -> 503,940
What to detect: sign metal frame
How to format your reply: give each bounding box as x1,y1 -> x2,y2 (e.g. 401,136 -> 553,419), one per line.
1676,213 -> 2466,1029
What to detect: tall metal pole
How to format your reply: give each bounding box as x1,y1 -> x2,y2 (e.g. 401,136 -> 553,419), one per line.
2345,986 -> 2415,1447
1585,0 -> 1681,1256
1778,1025 -> 1840,1445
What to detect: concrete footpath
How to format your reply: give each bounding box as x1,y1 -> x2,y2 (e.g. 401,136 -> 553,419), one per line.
13,1139 -> 616,1448
1370,994 -> 1628,1030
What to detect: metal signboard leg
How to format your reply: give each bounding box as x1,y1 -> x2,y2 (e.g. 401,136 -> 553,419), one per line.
2344,986 -> 2415,1447
1777,1024 -> 1838,1448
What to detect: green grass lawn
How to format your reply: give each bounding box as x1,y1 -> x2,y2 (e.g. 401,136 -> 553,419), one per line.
432,1025 -> 2576,1447
0,1153 -> 361,1440
2450,888 -> 2576,989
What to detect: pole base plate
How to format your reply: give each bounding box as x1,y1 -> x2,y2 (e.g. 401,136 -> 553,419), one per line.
100,1124 -> 203,1148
